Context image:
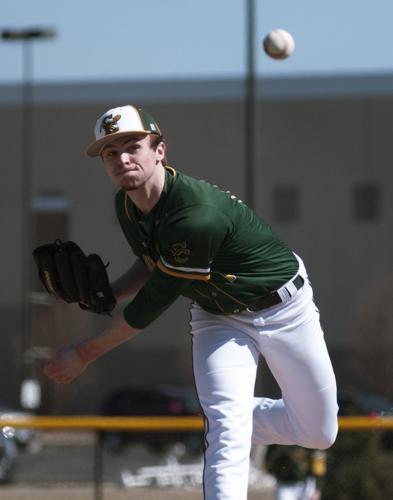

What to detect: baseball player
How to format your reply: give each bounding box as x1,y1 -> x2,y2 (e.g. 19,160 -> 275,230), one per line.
265,445 -> 326,500
43,105 -> 338,500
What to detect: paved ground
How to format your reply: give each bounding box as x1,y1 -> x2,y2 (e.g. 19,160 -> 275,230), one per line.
0,431 -> 275,500
0,485 -> 274,500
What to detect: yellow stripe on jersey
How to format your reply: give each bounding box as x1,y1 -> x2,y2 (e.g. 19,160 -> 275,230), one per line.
124,192 -> 133,222
157,259 -> 210,281
165,165 -> 177,177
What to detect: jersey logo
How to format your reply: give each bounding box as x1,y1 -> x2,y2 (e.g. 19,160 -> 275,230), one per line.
100,113 -> 121,135
170,241 -> 190,264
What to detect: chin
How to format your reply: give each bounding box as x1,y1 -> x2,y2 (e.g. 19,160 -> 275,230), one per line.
122,182 -> 140,191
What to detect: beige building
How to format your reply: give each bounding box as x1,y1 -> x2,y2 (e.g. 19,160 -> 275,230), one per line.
1,73 -> 392,413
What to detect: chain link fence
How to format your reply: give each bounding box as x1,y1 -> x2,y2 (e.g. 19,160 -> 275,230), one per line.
0,416 -> 392,499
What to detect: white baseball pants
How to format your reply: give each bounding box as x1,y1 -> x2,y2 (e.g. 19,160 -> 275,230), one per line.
276,477 -> 317,500
190,256 -> 338,500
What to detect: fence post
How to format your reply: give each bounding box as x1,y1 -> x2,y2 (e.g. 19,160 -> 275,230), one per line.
93,431 -> 103,500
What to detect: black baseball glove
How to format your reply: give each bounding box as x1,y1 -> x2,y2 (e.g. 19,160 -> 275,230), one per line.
32,239 -> 117,315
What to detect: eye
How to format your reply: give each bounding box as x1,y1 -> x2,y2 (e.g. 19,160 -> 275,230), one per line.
125,144 -> 140,153
103,149 -> 116,159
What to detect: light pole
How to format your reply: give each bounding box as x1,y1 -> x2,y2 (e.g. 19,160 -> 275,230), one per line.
245,0 -> 256,209
1,27 -> 56,406
244,0 -> 256,209
245,1 -> 268,396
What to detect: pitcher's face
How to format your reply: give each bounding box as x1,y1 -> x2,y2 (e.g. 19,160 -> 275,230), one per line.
101,134 -> 165,191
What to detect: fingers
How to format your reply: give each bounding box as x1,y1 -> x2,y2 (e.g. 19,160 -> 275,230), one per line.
45,372 -> 73,384
44,346 -> 86,384
44,352 -> 76,384
44,361 -> 73,384
48,373 -> 73,385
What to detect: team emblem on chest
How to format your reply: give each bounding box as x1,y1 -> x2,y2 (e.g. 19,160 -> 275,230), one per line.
170,241 -> 190,264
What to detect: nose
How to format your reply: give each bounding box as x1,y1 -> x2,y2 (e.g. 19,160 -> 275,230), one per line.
119,152 -> 131,165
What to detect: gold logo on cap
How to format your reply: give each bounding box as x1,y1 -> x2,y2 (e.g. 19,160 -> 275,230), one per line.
101,114 -> 121,135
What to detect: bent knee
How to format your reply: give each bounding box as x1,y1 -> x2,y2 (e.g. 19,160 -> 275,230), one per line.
298,422 -> 338,450
310,431 -> 337,450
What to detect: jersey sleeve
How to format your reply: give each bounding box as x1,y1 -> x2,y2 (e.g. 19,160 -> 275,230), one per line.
123,267 -> 192,329
156,206 -> 232,281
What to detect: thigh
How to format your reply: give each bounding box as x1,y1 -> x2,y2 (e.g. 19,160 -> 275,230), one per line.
263,315 -> 336,395
190,307 -> 259,418
261,314 -> 338,446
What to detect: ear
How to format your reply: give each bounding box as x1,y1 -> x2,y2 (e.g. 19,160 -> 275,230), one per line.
156,141 -> 166,161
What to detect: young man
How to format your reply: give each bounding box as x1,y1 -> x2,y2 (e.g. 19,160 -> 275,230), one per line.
44,105 -> 338,500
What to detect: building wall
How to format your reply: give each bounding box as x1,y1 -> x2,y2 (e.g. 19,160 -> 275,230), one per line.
256,98 -> 393,346
0,76 -> 392,411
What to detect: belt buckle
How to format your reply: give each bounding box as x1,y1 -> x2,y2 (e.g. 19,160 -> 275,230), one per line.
246,291 -> 277,313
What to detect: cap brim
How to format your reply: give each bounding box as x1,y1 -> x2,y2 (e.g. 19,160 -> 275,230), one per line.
85,130 -> 152,157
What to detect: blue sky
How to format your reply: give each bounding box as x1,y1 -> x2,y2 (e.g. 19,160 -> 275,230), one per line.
1,0 -> 393,83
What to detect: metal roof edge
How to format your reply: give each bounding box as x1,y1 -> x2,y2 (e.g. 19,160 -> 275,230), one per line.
1,73 -> 393,105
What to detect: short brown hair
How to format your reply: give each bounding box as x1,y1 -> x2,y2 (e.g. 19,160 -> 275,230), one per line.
149,134 -> 167,166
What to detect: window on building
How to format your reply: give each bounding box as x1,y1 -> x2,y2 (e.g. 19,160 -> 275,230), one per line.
272,184 -> 300,223
31,191 -> 71,291
353,183 -> 380,222
32,191 -> 70,243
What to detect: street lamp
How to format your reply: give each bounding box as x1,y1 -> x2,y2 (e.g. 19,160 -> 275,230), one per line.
1,27 -> 56,407
245,1 -> 270,396
244,0 -> 256,209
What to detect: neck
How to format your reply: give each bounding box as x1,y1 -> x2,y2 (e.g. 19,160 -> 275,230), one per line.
126,164 -> 166,215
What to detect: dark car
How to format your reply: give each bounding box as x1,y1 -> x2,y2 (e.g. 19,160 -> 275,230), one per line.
337,388 -> 393,416
99,385 -> 204,455
338,388 -> 393,452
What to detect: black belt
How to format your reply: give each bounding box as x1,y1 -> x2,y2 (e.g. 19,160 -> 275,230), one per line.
246,275 -> 305,312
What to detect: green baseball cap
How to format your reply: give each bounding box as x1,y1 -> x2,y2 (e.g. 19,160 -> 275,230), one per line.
86,105 -> 162,157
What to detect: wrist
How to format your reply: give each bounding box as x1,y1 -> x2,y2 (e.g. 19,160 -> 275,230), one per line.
74,341 -> 101,365
110,284 -> 128,304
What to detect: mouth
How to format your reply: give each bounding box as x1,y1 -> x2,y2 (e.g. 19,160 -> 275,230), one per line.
116,168 -> 139,177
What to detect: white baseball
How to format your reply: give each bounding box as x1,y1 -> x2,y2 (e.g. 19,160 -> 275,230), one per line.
263,29 -> 295,60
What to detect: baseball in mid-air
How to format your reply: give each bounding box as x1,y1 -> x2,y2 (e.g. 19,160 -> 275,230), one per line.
263,29 -> 295,60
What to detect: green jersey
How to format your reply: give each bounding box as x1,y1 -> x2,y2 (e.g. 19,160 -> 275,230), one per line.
115,166 -> 298,329
265,445 -> 326,483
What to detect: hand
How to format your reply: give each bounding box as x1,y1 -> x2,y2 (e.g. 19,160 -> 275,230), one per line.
44,346 -> 88,384
43,315 -> 141,384
310,490 -> 321,500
